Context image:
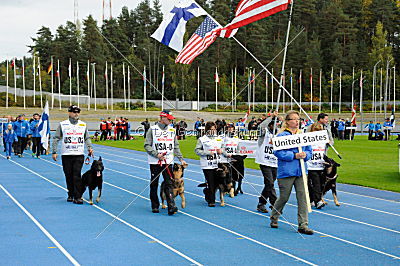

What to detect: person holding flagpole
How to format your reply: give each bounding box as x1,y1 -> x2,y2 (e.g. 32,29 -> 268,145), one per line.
52,105 -> 93,204
29,113 -> 42,158
270,110 -> 314,235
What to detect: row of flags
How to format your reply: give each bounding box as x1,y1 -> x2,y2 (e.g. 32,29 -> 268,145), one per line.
152,0 -> 291,64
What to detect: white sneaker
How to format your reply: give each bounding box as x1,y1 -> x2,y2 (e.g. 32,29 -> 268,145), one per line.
316,201 -> 325,209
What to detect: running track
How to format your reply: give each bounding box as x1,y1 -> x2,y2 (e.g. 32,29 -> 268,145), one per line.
1,144 -> 399,265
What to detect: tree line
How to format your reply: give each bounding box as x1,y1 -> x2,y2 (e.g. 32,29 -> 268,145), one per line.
0,0 -> 399,110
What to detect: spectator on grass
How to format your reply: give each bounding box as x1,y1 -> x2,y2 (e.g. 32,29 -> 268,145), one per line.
100,118 -> 108,141
106,117 -> 114,139
141,118 -> 150,139
337,119 -> 345,140
365,121 -> 375,140
270,110 -> 314,235
383,118 -> 392,141
374,122 -> 382,139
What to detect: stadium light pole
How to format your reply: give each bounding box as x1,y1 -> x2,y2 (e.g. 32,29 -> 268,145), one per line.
385,58 -> 393,118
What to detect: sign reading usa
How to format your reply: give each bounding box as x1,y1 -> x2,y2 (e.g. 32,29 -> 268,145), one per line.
272,130 -> 330,151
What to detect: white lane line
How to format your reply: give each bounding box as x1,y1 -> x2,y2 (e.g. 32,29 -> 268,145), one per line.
0,183 -> 80,266
96,156 -> 400,234
4,157 -> 202,266
94,145 -> 400,204
40,158 -> 316,265
42,157 -> 400,261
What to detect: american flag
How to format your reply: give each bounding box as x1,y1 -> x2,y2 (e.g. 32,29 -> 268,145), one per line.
175,16 -> 221,64
219,0 -> 291,38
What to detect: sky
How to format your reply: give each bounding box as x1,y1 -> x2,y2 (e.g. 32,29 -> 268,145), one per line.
0,0 -> 177,59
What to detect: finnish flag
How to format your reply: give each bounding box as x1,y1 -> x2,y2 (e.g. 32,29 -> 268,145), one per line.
151,0 -> 206,52
38,101 -> 50,151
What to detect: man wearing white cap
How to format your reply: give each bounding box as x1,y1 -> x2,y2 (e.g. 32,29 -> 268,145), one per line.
144,110 -> 187,215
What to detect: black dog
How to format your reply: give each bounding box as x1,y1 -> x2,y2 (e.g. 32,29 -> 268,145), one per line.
321,155 -> 341,206
82,157 -> 104,205
198,163 -> 235,206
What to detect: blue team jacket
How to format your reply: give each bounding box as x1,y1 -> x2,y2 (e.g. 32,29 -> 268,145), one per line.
13,120 -> 30,137
375,123 -> 382,130
273,130 -> 312,179
3,130 -> 18,143
29,120 -> 41,137
337,121 -> 345,131
366,123 -> 375,130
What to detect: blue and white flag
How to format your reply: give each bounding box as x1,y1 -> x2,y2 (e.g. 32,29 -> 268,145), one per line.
390,108 -> 395,129
38,101 -> 50,150
151,0 -> 206,52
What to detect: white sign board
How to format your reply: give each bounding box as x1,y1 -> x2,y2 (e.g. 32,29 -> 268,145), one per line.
237,140 -> 258,158
272,130 -> 330,151
384,126 -> 393,130
346,127 -> 357,130
0,118 -> 8,123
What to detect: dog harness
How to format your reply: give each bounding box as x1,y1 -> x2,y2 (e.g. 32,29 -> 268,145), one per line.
60,119 -> 87,155
199,135 -> 221,169
148,124 -> 176,165
255,132 -> 277,167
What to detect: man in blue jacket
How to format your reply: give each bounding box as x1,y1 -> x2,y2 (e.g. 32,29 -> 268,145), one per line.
29,113 -> 42,158
13,114 -> 30,157
383,118 -> 392,141
365,121 -> 375,140
337,119 -> 345,140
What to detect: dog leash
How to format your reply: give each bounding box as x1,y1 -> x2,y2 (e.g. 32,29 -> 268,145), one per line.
85,153 -> 94,165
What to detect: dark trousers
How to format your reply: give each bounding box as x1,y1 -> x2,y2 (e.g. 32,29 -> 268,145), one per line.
100,130 -> 108,141
202,169 -> 218,204
338,130 -> 344,140
231,155 -> 245,191
384,130 -> 391,141
5,142 -> 13,157
368,130 -> 374,140
117,128 -> 123,140
259,165 -> 277,205
16,136 -> 27,155
308,170 -> 324,205
32,137 -> 42,157
62,155 -> 84,199
106,129 -> 111,138
149,164 -> 175,209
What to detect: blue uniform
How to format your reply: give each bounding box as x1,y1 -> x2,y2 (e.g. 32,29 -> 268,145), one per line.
13,120 -> 30,137
383,121 -> 392,128
375,123 -> 382,131
29,120 -> 41,137
273,130 -> 312,179
365,123 -> 375,131
337,121 -> 345,131
3,129 -> 18,157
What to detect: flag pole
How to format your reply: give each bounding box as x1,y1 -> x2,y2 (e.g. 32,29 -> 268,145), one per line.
87,60 -> 90,110
299,69 -> 302,113
380,67 -> 383,113
93,63 -> 97,111
111,64 -> 113,112
351,67 -> 355,112
339,68 -> 342,114
290,68 -> 293,110
231,68 -> 234,113
144,65 -> 147,112
373,61 -> 381,123
197,66 -> 200,112
394,65 -> 396,113
22,58 -> 26,109
38,58 -> 43,108
128,65 -> 131,111
58,59 -> 61,110
360,70 -> 364,135
162,65 -> 165,111
215,67 -> 218,112
265,70 -> 268,113
330,67 -> 333,113
77,61 -> 80,107
14,57 -> 17,103
51,56 -> 54,109
234,67 -> 237,111
310,67 -> 313,112
319,69 -> 322,112
123,62 -> 126,110
271,68 -> 274,110
105,61 -> 109,110
69,58 -> 72,105
33,56 -> 36,106
253,68 -> 256,112
6,59 -> 9,109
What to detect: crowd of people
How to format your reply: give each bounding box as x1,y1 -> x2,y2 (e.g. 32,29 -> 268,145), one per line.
365,118 -> 395,141
97,117 -> 131,141
1,114 -> 46,159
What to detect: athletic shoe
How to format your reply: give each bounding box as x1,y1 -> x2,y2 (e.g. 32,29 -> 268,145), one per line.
297,227 -> 314,235
73,198 -> 83,204
257,203 -> 268,213
6,156 -> 10,160
152,208 -> 159,213
208,203 -> 216,207
270,219 -> 278,228
316,201 -> 325,209
32,153 -> 35,157
67,197 -> 73,202
37,156 -> 41,159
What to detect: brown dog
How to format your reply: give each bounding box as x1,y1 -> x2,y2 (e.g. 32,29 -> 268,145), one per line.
161,163 -> 187,209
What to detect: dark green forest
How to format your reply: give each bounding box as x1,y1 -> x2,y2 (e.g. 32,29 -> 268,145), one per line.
0,0 -> 399,110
